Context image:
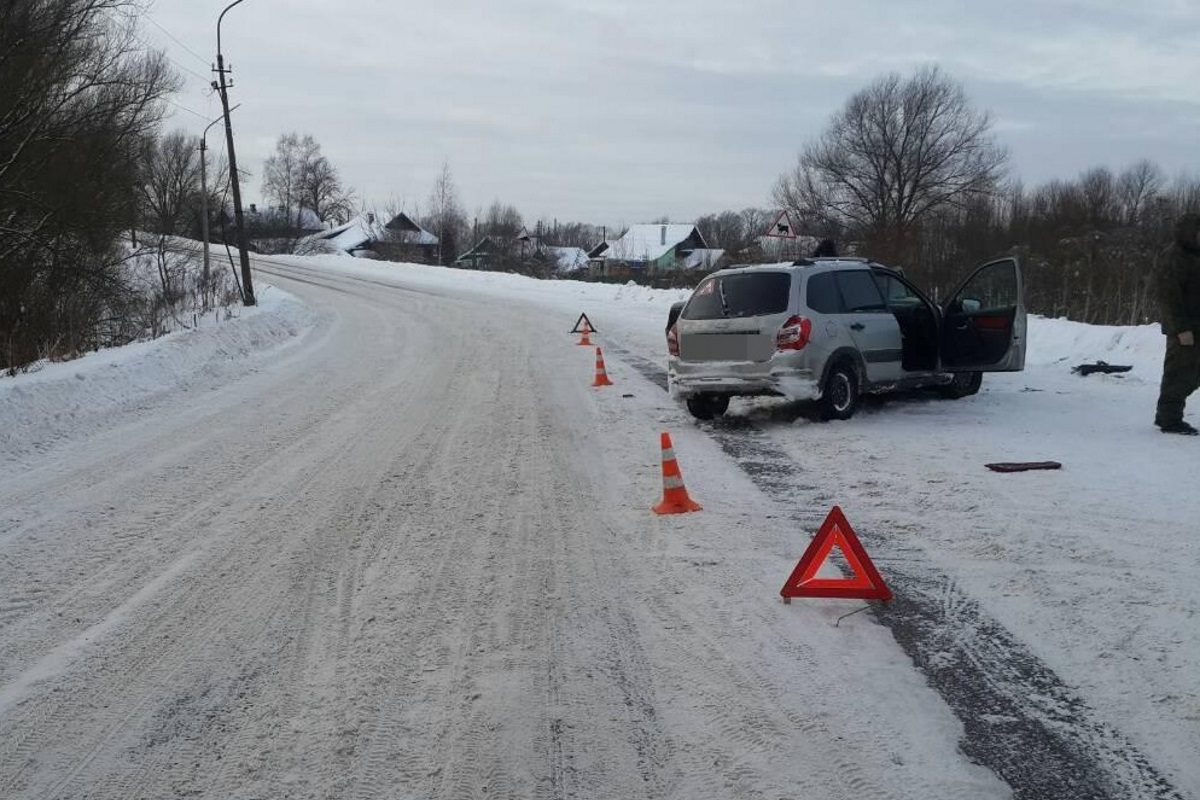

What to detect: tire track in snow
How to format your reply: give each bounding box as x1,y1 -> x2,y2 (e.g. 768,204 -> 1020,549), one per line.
611,346 -> 1185,800
0,272 -> 452,799
630,556 -> 900,800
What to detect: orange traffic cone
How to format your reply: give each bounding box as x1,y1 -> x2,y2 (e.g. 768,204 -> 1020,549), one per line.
592,347 -> 614,386
577,325 -> 592,346
652,432 -> 702,515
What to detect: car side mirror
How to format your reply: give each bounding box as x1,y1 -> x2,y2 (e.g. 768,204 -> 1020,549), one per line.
961,297 -> 983,313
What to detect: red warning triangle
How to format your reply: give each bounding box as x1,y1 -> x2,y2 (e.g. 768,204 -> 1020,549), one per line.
570,312 -> 596,334
780,506 -> 892,601
764,209 -> 797,239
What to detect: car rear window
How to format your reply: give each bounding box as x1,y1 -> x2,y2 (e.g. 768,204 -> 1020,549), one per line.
682,272 -> 791,320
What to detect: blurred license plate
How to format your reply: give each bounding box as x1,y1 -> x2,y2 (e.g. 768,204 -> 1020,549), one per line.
683,335 -> 755,361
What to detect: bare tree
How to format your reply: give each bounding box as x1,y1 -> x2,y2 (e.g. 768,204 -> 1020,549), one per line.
773,66 -> 1007,266
695,211 -> 742,250
1,0 -> 179,372
300,154 -> 354,225
1117,160 -> 1165,225
139,129 -> 202,236
261,131 -> 354,237
261,132 -> 309,227
424,162 -> 469,265
528,219 -> 604,250
483,201 -> 523,241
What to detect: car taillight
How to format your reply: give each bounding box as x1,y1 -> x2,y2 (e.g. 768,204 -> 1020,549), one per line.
667,323 -> 680,356
776,315 -> 812,351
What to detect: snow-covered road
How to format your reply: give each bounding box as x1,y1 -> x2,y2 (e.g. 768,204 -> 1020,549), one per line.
1,255 -> 1197,799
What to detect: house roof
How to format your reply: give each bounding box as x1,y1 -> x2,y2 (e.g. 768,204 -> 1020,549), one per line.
544,246 -> 590,273
307,215 -> 377,253
601,224 -> 706,262
683,248 -> 725,270
385,212 -> 439,246
455,237 -> 498,262
587,240 -> 612,259
332,219 -> 374,252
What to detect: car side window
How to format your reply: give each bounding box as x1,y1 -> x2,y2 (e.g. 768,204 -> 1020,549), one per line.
804,272 -> 839,314
953,260 -> 1018,312
835,271 -> 887,313
874,273 -> 923,307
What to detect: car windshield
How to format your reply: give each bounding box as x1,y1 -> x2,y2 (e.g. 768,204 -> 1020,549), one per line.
682,272 -> 790,319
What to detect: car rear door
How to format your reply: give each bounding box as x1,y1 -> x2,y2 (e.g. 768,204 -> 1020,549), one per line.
678,271 -> 793,362
939,257 -> 1026,371
821,270 -> 904,383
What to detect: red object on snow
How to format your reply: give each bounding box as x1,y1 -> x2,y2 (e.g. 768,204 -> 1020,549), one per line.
780,506 -> 892,603
985,461 -> 1062,473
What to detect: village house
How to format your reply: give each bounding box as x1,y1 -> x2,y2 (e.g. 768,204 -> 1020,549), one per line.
300,212 -> 439,262
588,223 -> 710,276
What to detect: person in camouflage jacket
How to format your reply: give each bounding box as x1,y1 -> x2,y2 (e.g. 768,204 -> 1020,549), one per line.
1155,212 -> 1200,434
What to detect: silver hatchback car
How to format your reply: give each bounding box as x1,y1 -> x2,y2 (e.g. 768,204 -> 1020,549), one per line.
666,256 -> 1027,420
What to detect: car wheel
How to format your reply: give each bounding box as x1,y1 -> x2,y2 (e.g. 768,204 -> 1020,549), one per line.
819,362 -> 860,420
940,371 -> 983,399
686,393 -> 729,420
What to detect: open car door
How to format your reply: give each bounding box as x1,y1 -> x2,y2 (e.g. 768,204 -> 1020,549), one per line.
940,257 -> 1026,372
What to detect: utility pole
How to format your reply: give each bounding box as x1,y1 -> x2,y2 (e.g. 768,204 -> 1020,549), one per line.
198,132 -> 210,310
214,0 -> 255,306
199,107 -> 237,312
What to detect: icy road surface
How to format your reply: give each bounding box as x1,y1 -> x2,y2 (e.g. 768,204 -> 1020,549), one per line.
2,255 -> 1196,799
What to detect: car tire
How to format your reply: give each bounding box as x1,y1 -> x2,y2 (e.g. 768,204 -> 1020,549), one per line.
819,362 -> 860,421
940,371 -> 983,399
686,393 -> 730,420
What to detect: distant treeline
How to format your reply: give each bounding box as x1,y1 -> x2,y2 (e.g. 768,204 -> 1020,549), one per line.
861,164 -> 1199,326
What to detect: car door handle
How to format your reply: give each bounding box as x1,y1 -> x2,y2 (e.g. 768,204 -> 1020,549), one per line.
849,323 -> 865,331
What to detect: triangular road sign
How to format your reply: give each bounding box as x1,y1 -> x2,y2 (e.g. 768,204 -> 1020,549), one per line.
570,312 -> 597,334
764,210 -> 797,239
780,506 -> 892,601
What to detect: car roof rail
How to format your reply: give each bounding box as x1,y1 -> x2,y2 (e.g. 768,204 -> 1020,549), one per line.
791,256 -> 875,266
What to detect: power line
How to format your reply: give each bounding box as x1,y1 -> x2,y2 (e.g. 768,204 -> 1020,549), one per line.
167,56 -> 211,84
143,34 -> 211,83
125,26 -> 212,83
102,8 -> 212,83
143,14 -> 210,67
166,98 -> 211,122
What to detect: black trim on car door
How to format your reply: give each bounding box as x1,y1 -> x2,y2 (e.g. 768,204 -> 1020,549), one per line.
940,257 -> 1026,372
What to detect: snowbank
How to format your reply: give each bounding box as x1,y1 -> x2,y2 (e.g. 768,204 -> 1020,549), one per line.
1026,316 -> 1164,377
0,286 -> 317,468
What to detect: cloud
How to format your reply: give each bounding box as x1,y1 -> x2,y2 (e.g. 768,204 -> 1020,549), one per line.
147,0 -> 1200,224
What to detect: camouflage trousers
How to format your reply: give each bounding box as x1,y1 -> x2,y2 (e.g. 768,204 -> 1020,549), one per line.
1155,336 -> 1200,425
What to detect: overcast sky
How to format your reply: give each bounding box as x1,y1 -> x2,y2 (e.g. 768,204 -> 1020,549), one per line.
147,0 -> 1199,228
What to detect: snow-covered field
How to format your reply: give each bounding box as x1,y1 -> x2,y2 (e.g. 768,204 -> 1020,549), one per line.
1,251 -> 1196,799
